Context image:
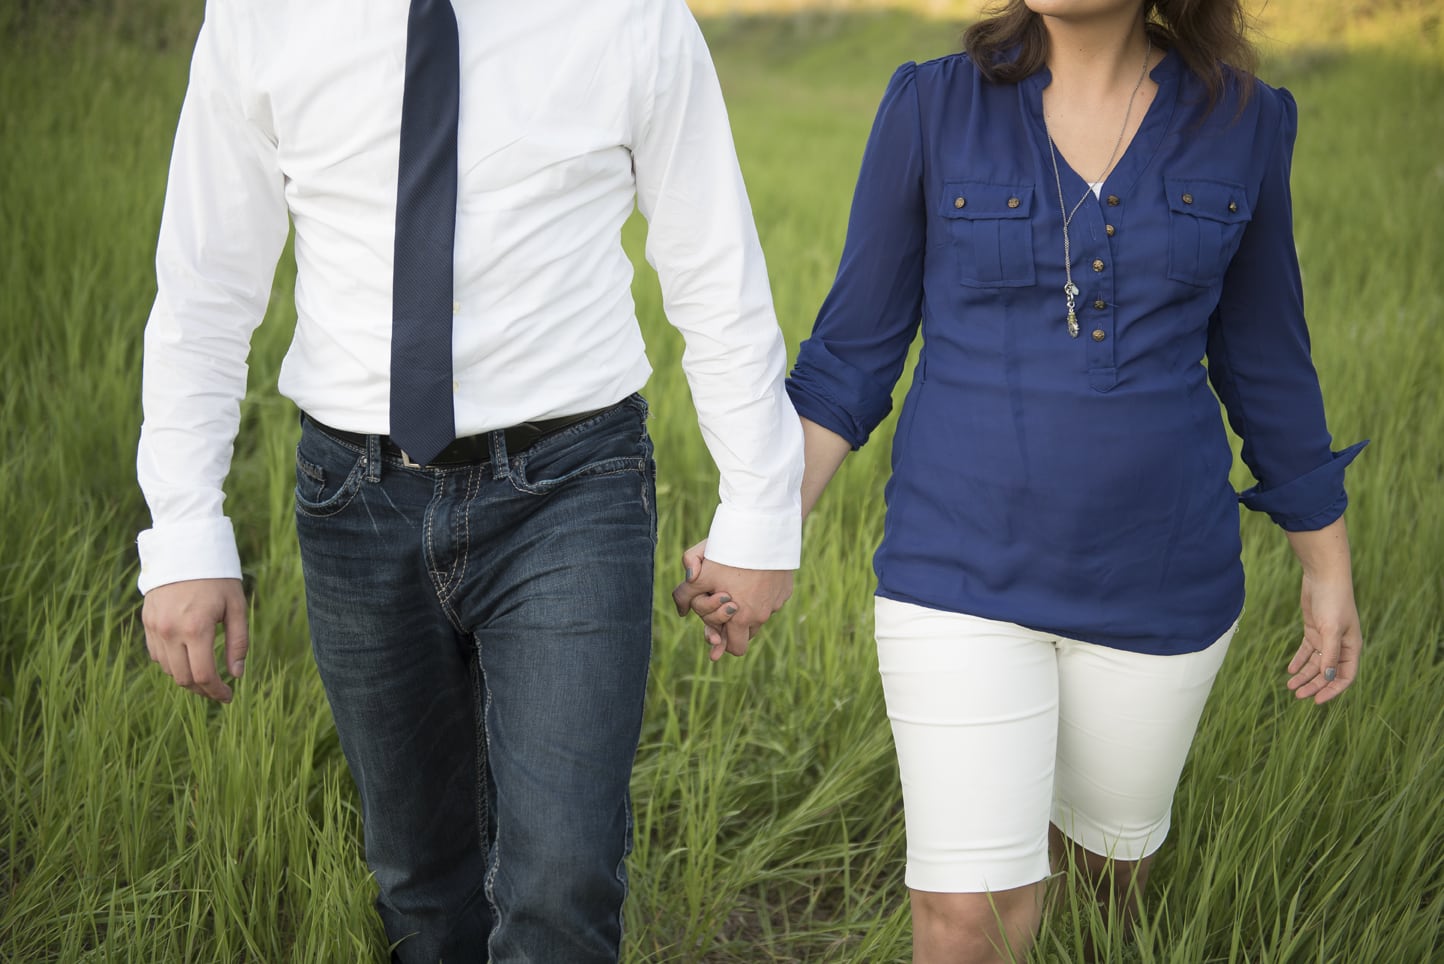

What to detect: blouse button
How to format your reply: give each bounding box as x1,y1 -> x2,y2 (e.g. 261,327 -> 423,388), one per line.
1092,259 -> 1105,272
1007,197 -> 1021,209
1105,224 -> 1115,237
1106,195 -> 1120,206
1091,329 -> 1107,342
1228,201 -> 1239,213
1093,299 -> 1106,310
1182,193 -> 1194,204
954,196 -> 966,209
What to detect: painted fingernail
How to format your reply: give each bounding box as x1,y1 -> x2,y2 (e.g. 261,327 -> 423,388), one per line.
719,595 -> 732,605
725,605 -> 738,615
1324,667 -> 1337,682
685,567 -> 694,581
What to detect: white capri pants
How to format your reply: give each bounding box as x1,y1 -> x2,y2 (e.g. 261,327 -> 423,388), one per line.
875,596 -> 1236,894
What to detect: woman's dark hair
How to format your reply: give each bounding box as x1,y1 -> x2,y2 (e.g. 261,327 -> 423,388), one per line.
962,0 -> 1258,109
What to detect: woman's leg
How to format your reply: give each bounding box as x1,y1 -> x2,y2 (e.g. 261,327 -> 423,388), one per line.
875,598 -> 1060,964
1050,622 -> 1237,938
1048,823 -> 1153,925
911,885 -> 1044,964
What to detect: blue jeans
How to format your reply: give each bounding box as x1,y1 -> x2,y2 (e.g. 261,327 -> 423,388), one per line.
293,395 -> 656,963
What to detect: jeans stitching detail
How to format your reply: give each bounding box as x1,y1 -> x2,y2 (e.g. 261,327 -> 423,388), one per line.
422,473 -> 443,612
448,463 -> 482,608
613,794 -> 633,945
431,470 -> 470,633
296,452 -> 325,483
480,674 -> 501,953
511,457 -> 648,495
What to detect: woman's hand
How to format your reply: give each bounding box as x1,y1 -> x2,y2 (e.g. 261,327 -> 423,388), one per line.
1285,572 -> 1362,703
1284,518 -> 1362,705
675,540 -> 735,661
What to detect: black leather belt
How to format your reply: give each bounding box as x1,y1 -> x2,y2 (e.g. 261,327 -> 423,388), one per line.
308,407 -> 608,467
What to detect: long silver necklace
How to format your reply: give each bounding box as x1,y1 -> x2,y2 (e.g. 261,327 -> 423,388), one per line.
1044,37 -> 1151,338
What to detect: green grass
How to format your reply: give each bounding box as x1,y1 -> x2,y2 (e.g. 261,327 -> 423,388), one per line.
2,5 -> 1442,961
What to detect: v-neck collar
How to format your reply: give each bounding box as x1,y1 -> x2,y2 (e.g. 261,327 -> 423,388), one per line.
1022,47 -> 1181,203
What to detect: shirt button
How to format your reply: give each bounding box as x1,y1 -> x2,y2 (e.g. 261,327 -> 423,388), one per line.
1093,299 -> 1106,310
1092,259 -> 1105,272
452,381 -> 459,392
1105,224 -> 1115,237
452,300 -> 460,314
1007,197 -> 1020,209
1228,201 -> 1239,212
954,196 -> 966,209
1106,194 -> 1120,206
1091,329 -> 1107,342
1182,193 -> 1194,204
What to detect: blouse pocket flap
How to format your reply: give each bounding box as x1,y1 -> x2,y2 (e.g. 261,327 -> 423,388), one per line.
1164,177 -> 1250,223
940,182 -> 1034,220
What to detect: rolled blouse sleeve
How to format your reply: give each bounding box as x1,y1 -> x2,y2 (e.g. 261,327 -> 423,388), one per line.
1205,85 -> 1366,532
787,63 -> 925,449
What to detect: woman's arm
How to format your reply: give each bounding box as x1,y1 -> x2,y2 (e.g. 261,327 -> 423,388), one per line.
1202,87 -> 1366,703
799,417 -> 853,521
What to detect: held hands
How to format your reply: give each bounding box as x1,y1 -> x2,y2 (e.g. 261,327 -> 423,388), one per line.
141,578 -> 249,703
1284,570 -> 1362,705
671,540 -> 792,662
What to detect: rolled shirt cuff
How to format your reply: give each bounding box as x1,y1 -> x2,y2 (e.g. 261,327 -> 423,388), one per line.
786,339 -> 897,450
704,501 -> 802,571
136,516 -> 242,594
1239,439 -> 1369,531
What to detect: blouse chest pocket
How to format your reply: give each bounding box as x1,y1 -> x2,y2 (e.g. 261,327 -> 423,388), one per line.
1164,177 -> 1251,287
938,181 -> 1036,288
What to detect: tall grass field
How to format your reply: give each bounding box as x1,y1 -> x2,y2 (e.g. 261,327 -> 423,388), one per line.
2,2 -> 1441,961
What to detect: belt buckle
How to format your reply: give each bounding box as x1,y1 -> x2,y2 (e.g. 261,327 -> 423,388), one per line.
400,450 -> 422,469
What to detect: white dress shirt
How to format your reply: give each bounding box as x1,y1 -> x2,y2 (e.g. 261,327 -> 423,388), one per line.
137,0 -> 805,592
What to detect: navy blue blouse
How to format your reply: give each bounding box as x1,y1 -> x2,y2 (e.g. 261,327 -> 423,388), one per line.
786,50 -> 1365,655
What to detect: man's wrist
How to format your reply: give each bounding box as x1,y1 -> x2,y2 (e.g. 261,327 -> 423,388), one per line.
136,517 -> 242,594
703,503 -> 801,571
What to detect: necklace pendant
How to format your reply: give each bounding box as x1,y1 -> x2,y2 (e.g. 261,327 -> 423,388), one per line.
1067,309 -> 1079,338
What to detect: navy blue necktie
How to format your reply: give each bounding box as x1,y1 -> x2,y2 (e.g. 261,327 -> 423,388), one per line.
390,0 -> 460,466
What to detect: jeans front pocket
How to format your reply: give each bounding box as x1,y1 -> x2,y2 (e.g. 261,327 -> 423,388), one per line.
1164,176 -> 1251,287
508,395 -> 652,497
939,181 -> 1036,288
295,422 -> 368,518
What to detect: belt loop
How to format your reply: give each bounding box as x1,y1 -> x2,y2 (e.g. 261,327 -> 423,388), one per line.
489,429 -> 509,480
365,434 -> 382,483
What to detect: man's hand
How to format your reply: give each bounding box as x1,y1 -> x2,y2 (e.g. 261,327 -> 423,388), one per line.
671,541 -> 792,661
141,578 -> 249,703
